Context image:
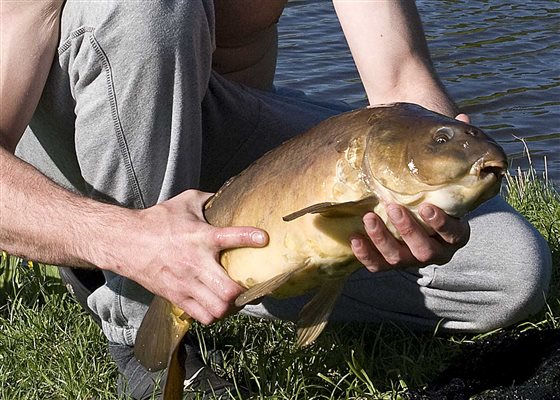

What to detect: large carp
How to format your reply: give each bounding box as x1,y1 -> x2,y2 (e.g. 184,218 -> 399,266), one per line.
135,103 -> 507,399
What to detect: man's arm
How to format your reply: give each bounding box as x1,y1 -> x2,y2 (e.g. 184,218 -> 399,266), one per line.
0,1 -> 266,325
333,0 -> 471,269
333,0 -> 458,117
1,0 -> 63,149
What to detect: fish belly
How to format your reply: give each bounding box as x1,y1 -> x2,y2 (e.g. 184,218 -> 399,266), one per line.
223,213 -> 363,295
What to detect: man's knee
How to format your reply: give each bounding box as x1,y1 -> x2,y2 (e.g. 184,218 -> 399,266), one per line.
436,197 -> 553,333
471,230 -> 552,332
62,0 -> 215,63
115,1 -> 215,44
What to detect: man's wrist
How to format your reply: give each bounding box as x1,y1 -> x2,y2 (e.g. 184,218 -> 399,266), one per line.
82,204 -> 144,277
363,56 -> 459,118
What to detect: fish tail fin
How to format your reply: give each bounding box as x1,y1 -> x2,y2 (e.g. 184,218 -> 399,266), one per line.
296,278 -> 346,347
163,339 -> 187,400
134,295 -> 192,372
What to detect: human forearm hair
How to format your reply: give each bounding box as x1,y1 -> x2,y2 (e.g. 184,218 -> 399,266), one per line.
333,0 -> 458,116
0,146 -> 137,270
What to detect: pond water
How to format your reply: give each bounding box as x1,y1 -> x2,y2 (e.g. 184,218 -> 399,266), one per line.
275,0 -> 560,187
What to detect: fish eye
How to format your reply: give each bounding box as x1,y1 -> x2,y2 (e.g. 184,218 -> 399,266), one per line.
433,127 -> 454,144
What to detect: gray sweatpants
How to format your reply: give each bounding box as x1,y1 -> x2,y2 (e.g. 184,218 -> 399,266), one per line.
17,0 -> 551,358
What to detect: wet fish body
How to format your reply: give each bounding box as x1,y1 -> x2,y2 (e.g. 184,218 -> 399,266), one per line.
134,103 -> 507,399
205,103 -> 507,311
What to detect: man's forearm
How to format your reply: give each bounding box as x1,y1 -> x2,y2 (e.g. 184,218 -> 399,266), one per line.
0,0 -> 134,273
0,146 -> 135,272
0,0 -> 273,323
333,0 -> 458,116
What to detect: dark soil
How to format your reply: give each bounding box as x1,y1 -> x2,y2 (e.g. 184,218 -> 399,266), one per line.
406,328 -> 560,400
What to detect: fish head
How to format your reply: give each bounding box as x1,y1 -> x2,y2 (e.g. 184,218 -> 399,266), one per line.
364,103 -> 508,215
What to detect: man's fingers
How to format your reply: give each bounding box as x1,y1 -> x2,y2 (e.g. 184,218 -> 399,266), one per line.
455,113 -> 471,124
198,261 -> 244,302
210,226 -> 269,251
350,234 -> 386,272
176,276 -> 241,324
193,278 -> 236,317
361,212 -> 410,267
177,298 -> 215,326
419,204 -> 470,248
386,204 -> 438,264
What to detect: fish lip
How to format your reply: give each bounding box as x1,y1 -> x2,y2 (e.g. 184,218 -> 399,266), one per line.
470,157 -> 508,178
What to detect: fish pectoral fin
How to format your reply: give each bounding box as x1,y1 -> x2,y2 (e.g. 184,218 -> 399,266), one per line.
283,202 -> 337,221
134,296 -> 192,372
283,197 -> 378,222
296,278 -> 346,347
235,271 -> 295,307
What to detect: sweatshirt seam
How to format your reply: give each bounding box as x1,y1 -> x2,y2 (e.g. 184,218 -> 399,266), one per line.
59,26 -> 146,209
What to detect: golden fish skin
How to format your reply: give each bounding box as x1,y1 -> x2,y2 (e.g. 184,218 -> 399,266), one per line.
204,103 -> 507,298
135,103 -> 507,393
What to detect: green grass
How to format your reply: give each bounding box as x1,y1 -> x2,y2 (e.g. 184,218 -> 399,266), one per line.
0,259 -> 120,399
1,163 -> 559,400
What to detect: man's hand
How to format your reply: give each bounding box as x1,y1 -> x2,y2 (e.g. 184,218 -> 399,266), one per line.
116,190 -> 269,326
0,151 -> 267,328
455,113 -> 471,124
350,204 -> 470,272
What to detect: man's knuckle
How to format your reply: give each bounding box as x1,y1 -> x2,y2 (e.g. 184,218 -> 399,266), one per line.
357,253 -> 373,266
199,316 -> 214,326
447,234 -> 462,245
222,285 -> 241,301
385,255 -> 401,266
443,229 -> 469,247
211,229 -> 227,247
360,254 -> 372,263
212,303 -> 230,319
416,250 -> 434,263
365,263 -> 381,273
370,232 -> 388,246
398,224 -> 415,237
431,216 -> 448,231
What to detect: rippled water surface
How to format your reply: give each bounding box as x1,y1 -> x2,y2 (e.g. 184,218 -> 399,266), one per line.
275,0 -> 559,186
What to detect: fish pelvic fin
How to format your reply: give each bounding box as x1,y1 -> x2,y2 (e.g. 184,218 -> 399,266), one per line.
283,197 -> 378,222
235,271 -> 295,307
163,339 -> 187,400
134,295 -> 192,372
296,278 -> 346,347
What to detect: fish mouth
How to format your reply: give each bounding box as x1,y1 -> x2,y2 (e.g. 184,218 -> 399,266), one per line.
470,157 -> 508,180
